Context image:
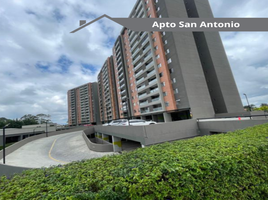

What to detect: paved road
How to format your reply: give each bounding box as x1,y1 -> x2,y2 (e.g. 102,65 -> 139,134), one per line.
0,131 -> 114,168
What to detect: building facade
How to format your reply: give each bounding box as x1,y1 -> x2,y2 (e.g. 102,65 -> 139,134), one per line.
97,57 -> 119,123
67,82 -> 100,126
73,0 -> 244,124
108,0 -> 244,122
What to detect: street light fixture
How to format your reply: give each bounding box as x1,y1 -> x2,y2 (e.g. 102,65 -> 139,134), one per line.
2,123 -> 10,164
243,93 -> 251,112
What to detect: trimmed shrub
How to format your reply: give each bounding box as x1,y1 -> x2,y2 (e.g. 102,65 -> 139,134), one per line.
1,123 -> 268,199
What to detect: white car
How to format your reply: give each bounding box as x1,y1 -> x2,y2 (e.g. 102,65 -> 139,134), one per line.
102,119 -> 127,126
115,119 -> 157,126
103,119 -> 157,126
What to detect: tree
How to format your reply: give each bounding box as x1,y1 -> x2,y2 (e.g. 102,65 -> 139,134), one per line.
255,104 -> 268,112
36,114 -> 51,124
20,114 -> 39,125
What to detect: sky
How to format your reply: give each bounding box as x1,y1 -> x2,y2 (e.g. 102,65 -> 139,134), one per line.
0,0 -> 267,124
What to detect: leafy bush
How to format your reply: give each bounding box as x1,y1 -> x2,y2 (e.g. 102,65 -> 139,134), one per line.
1,123 -> 268,199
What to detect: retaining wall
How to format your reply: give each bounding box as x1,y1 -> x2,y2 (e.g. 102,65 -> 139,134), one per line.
198,119 -> 268,135
95,119 -> 199,145
82,129 -> 113,152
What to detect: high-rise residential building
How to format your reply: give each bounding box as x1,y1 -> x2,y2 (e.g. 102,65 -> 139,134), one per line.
113,36 -> 133,119
97,57 -> 119,123
108,0 -> 244,123
67,82 -> 100,126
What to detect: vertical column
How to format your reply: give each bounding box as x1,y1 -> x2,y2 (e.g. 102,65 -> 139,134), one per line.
112,136 -> 122,152
102,134 -> 109,142
163,113 -> 172,122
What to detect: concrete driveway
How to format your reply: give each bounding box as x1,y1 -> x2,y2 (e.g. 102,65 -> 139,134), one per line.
0,131 -> 114,168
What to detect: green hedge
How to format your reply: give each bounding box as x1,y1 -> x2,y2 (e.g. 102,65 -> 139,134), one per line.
1,123 -> 268,199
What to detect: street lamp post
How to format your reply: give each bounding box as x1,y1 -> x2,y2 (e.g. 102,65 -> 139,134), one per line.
45,121 -> 48,137
32,127 -> 37,138
243,93 -> 251,112
2,123 -> 10,164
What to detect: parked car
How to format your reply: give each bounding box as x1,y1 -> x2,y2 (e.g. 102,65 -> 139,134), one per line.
116,119 -> 157,126
102,119 -> 127,126
103,119 -> 157,126
128,119 -> 157,126
83,124 -> 93,127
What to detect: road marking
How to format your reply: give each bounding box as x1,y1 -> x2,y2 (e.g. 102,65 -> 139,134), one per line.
48,138 -> 69,164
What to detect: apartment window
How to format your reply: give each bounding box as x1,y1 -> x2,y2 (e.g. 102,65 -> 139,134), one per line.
154,46 -> 158,50
166,49 -> 170,54
159,15 -> 162,18
157,63 -> 162,68
161,82 -> 165,87
162,32 -> 166,36
156,54 -> 160,59
159,72 -> 163,77
164,40 -> 168,45
148,14 -> 151,18
134,103 -> 136,106
174,88 -> 179,94
155,0 -> 158,3
168,58 -> 172,64
165,102 -> 169,107
153,38 -> 157,42
146,7 -> 150,12
157,7 -> 160,12
169,68 -> 174,74
172,78 -> 176,83
163,92 -> 167,96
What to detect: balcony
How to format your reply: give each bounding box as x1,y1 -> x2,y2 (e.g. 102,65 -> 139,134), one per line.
140,32 -> 147,39
145,60 -> 154,71
131,47 -> 140,57
132,54 -> 141,65
141,108 -> 150,114
148,79 -> 157,86
120,90 -> 126,95
151,97 -> 160,102
144,52 -> 152,62
153,107 -> 163,112
137,84 -> 146,92
134,62 -> 143,71
135,1 -> 143,13
147,70 -> 155,78
140,101 -> 148,106
137,77 -> 145,84
141,37 -> 149,46
143,46 -> 151,54
135,69 -> 144,78
130,40 -> 139,51
138,93 -> 147,99
129,34 -> 139,46
150,88 -> 159,94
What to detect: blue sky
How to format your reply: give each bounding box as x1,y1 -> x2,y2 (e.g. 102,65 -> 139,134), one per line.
0,0 -> 267,124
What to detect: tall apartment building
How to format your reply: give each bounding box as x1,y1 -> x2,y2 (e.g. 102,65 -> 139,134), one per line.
98,57 -> 119,123
67,82 -> 100,126
108,0 -> 244,123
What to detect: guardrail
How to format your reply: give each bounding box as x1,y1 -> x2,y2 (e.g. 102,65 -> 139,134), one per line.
197,114 -> 268,122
